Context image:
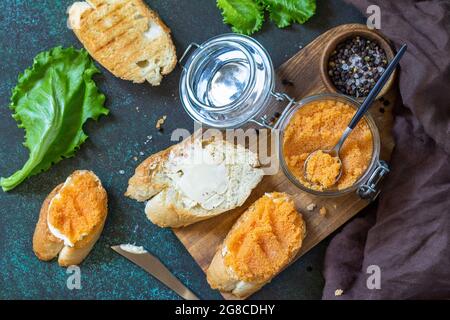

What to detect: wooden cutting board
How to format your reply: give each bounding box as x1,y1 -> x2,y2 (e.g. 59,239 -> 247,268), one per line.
173,24 -> 398,299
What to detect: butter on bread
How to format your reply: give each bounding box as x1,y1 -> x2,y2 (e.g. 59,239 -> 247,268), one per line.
125,136 -> 264,228
206,192 -> 306,298
68,0 -> 177,86
33,170 -> 108,266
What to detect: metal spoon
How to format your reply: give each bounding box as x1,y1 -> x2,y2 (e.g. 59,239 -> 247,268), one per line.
304,44 -> 407,188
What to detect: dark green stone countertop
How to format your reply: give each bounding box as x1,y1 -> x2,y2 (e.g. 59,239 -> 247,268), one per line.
0,0 -> 364,300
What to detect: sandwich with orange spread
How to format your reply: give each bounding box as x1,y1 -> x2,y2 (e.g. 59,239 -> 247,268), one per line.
206,192 -> 306,298
33,170 -> 108,266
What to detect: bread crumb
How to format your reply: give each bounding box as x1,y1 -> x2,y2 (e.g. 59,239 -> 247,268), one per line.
306,203 -> 316,211
133,156 -> 138,161
319,207 -> 327,216
335,289 -> 344,296
144,135 -> 153,145
119,170 -> 125,175
156,115 -> 167,130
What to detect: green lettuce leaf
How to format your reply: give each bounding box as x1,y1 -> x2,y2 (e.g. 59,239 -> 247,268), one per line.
1,47 -> 108,191
262,0 -> 316,28
217,0 -> 264,35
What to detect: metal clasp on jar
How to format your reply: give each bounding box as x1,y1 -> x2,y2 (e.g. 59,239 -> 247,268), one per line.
357,160 -> 390,201
249,91 -> 296,129
179,43 -> 200,70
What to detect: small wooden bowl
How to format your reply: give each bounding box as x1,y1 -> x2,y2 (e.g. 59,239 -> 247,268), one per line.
320,25 -> 396,101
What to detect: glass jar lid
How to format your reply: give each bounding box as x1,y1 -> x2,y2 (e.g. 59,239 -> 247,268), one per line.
179,34 -> 274,128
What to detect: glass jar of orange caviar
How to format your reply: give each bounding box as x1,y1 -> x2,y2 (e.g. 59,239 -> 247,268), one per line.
277,93 -> 388,199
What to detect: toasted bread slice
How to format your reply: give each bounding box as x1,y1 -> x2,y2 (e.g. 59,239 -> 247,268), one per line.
126,136 -> 264,228
33,170 -> 108,266
33,185 -> 65,261
68,0 -> 177,85
206,192 -> 306,298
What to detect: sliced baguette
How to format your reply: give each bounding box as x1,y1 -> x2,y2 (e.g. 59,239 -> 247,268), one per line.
68,0 -> 177,85
126,136 -> 264,228
33,170 -> 108,267
33,185 -> 65,261
206,192 -> 306,298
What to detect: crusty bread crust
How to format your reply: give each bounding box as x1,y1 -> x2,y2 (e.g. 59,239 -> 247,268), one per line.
33,185 -> 65,261
33,171 -> 108,266
144,188 -> 240,228
57,218 -> 106,267
144,190 -> 194,227
125,137 -> 192,202
207,248 -> 264,298
69,0 -> 177,85
206,193 -> 306,298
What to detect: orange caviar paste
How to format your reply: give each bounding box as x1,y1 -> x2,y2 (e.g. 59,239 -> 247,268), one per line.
47,171 -> 107,245
305,151 -> 341,188
283,100 -> 373,191
223,192 -> 305,283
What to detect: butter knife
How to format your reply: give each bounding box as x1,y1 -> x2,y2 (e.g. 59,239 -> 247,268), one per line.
111,245 -> 199,300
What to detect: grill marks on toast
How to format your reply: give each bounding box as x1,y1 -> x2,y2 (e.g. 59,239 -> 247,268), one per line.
86,2 -> 137,53
70,0 -> 177,85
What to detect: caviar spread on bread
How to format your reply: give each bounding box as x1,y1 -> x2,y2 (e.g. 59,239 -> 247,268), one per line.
33,170 -> 108,266
47,171 -> 107,246
206,192 -> 306,298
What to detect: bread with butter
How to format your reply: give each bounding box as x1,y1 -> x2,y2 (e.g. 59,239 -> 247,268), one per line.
125,136 -> 264,228
33,170 -> 108,266
68,0 -> 177,86
206,192 -> 306,298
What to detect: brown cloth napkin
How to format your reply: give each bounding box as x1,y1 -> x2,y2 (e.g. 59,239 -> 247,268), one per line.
322,0 -> 450,299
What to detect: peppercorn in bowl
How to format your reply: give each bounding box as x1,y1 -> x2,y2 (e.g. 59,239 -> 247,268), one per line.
320,26 -> 396,100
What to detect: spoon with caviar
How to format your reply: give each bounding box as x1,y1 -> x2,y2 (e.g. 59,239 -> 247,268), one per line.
304,44 -> 407,189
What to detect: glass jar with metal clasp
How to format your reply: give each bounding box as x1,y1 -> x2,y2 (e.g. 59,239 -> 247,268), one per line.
179,34 -> 389,201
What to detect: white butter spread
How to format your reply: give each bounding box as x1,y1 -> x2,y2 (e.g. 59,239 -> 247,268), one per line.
47,176 -> 75,247
47,222 -> 75,247
221,245 -> 228,257
119,244 -> 147,254
177,162 -> 228,210
234,280 -> 254,293
168,142 -> 229,210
